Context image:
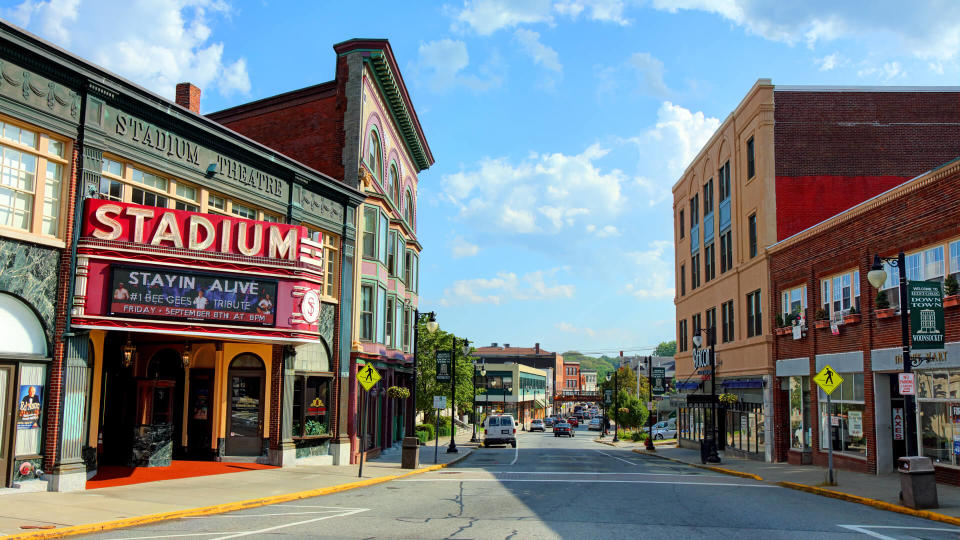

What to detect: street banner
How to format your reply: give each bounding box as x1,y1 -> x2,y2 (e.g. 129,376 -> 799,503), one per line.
604,389 -> 613,405
909,280 -> 945,350
652,367 -> 666,395
436,351 -> 452,383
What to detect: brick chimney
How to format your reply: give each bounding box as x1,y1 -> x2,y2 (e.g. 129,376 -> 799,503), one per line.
491,342 -> 498,348
535,343 -> 540,354
175,82 -> 201,113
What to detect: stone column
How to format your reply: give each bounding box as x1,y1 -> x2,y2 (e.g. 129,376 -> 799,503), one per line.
270,345 -> 297,466
49,332 -> 90,491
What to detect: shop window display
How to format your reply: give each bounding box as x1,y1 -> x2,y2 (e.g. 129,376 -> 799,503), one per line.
917,370 -> 960,465
789,376 -> 811,450
818,372 -> 866,457
292,375 -> 332,437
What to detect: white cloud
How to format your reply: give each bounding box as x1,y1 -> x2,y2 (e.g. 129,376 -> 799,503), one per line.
440,268 -> 575,306
442,143 -> 625,235
514,29 -> 562,73
5,0 -> 251,102
450,236 -> 480,258
650,1 -> 960,64
622,240 -> 675,299
626,52 -> 669,97
857,61 -> 906,81
414,38 -> 501,92
586,224 -> 619,238
814,52 -> 845,71
555,321 -> 597,337
450,0 -> 630,35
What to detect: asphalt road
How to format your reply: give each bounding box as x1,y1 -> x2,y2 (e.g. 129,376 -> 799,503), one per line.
80,426 -> 960,539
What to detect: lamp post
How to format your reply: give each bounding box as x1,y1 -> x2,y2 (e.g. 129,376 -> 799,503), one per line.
470,358 -> 486,443
606,368 -> 620,442
868,253 -> 919,457
448,338 -> 470,453
693,327 -> 721,464
521,382 -> 526,431
645,355 -> 656,451
411,311 -> 438,436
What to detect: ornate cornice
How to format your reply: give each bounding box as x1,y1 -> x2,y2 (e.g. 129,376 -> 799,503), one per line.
367,51 -> 432,172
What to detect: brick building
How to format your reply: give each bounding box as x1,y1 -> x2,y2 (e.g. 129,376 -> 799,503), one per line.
208,39 -> 433,463
471,343 -> 563,416
674,80 -> 960,462
771,157 -> 960,482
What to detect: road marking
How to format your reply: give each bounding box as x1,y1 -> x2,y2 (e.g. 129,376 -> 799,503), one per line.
596,450 -> 638,466
185,511 -> 352,518
209,508 -> 368,540
398,478 -> 776,487
111,534 -> 223,540
838,524 -> 960,539
510,443 -> 519,466
489,471 -> 727,477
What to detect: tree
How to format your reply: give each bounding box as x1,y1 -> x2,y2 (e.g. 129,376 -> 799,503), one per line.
615,391 -> 649,430
597,365 -> 640,400
654,341 -> 677,357
414,319 -> 478,421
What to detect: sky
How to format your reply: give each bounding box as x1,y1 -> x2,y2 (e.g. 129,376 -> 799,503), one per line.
6,0 -> 960,355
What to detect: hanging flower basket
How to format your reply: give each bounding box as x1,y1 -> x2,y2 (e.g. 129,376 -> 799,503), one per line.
386,386 -> 410,400
618,407 -> 630,415
718,393 -> 739,406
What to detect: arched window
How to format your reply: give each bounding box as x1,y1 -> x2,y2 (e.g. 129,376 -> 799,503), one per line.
404,191 -> 413,225
367,130 -> 381,181
390,163 -> 400,207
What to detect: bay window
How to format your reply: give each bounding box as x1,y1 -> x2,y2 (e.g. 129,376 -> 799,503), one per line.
360,285 -> 373,341
362,207 -> 377,259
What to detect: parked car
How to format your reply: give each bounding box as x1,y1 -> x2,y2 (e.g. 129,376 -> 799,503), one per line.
530,419 -> 545,432
544,417 -> 556,427
483,415 -> 517,447
567,417 -> 579,428
587,417 -> 602,431
553,422 -> 574,437
651,420 -> 677,440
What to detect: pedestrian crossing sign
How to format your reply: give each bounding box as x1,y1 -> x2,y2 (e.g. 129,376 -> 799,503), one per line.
358,364 -> 381,391
813,364 -> 843,395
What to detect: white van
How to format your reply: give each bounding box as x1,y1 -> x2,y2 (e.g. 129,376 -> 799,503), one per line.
483,415 -> 517,448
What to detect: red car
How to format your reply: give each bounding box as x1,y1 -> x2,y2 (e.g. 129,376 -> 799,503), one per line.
566,417 -> 579,428
553,422 -> 574,437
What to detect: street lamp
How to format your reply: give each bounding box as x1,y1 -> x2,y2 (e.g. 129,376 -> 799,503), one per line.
411,311 -> 438,436
606,369 -> 620,442
470,358 -> 486,443
692,327 -> 721,464
448,338 -> 471,453
868,253 -> 919,457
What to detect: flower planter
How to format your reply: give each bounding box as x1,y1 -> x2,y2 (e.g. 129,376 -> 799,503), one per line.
774,327 -> 791,336
876,308 -> 896,319
945,295 -> 960,308
814,320 -> 830,330
843,314 -> 861,325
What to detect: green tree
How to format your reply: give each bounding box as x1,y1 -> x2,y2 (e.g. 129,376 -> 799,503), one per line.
615,390 -> 649,430
597,365 -> 641,400
414,319 -> 479,421
654,341 -> 677,357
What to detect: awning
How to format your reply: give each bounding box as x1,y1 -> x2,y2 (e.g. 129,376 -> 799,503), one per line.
722,379 -> 764,389
676,381 -> 700,390
533,399 -> 545,409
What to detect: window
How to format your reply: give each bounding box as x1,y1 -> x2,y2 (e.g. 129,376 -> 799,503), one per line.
362,207 -> 377,259
232,202 -> 256,219
404,191 -> 413,225
324,234 -> 339,299
692,313 -> 702,337
691,253 -> 701,289
385,296 -> 394,348
367,130 -> 381,181
705,307 -> 717,338
292,375 -> 332,438
703,178 -> 713,216
0,121 -> 67,239
789,376 -> 811,450
360,286 -> 373,340
378,212 -> 388,266
719,160 -> 731,201
917,370 -> 960,466
679,209 -> 685,238
818,372 -> 866,457
950,240 -> 960,279
678,319 -> 687,352
721,300 -> 735,343
411,254 -> 420,293
881,260 -> 901,309
690,195 -> 699,226
781,285 -> 807,317
821,270 -> 859,320
720,230 -> 733,273
746,290 -> 762,337
377,286 -> 386,343
404,250 -> 413,286
680,264 -> 686,296
704,243 -> 715,282
208,194 -> 226,213
403,308 -> 411,352
748,213 -> 758,258
389,163 -> 400,207
387,230 -> 397,276
395,234 -> 404,280
746,136 -> 755,179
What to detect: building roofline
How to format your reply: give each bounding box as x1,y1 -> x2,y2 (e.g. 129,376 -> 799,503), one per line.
206,81 -> 337,122
775,85 -> 960,92
0,21 -> 365,205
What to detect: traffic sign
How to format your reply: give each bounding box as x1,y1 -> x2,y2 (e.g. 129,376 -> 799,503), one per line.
358,364 -> 381,391
898,372 -> 916,395
433,395 -> 447,409
813,365 -> 843,395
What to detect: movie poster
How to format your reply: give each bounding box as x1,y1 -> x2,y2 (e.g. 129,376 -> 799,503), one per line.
110,266 -> 278,327
17,385 -> 42,430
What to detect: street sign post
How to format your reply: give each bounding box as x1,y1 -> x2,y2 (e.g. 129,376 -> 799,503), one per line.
433,395 -> 447,409
356,363 -> 382,478
814,364 -> 843,485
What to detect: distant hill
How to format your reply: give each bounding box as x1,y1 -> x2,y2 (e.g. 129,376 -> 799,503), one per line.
561,351 -> 619,379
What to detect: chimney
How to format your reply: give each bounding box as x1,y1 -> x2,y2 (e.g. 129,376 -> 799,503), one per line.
504,343 -> 510,348
491,342 -> 498,348
535,343 -> 540,354
176,82 -> 201,114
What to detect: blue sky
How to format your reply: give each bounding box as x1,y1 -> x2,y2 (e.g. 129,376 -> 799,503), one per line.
7,0 -> 960,355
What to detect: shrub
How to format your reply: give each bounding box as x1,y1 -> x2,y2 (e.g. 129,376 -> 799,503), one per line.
946,274 -> 959,296
815,308 -> 828,321
415,430 -> 430,444
415,423 -> 435,441
616,428 -> 632,440
775,314 -> 785,328
876,290 -> 890,309
438,425 -> 451,438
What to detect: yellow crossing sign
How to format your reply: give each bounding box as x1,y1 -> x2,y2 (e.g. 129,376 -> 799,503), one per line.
813,364 -> 843,395
358,364 -> 381,391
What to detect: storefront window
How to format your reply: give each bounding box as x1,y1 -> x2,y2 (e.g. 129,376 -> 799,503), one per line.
818,372 -> 866,457
917,370 -> 960,465
292,375 -> 332,437
789,376 -> 811,450
0,119 -> 67,239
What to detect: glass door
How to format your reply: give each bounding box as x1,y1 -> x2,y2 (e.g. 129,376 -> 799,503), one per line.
0,367 -> 11,486
226,374 -> 263,456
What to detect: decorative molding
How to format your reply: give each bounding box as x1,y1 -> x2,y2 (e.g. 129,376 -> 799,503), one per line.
300,189 -> 345,223
319,302 -> 335,345
367,52 -> 431,171
0,58 -> 79,121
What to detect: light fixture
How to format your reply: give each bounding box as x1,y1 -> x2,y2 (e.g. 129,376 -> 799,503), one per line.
693,334 -> 703,348
206,162 -> 218,176
425,312 -> 439,334
122,334 -> 136,368
481,365 -> 487,377
181,343 -> 192,368
462,339 -> 471,356
868,254 -> 888,290
606,372 -> 612,382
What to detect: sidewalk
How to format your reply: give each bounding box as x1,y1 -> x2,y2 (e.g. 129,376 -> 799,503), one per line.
0,430 -> 476,539
635,445 -> 960,524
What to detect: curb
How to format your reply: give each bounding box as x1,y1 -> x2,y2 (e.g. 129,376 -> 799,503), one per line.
776,481 -> 960,528
6,450 -> 474,540
630,449 -> 764,481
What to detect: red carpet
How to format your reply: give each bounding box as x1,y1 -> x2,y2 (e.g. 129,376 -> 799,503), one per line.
87,460 -> 277,489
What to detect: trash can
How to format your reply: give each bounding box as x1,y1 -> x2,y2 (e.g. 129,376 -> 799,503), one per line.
898,456 -> 939,509
401,437 -> 420,470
